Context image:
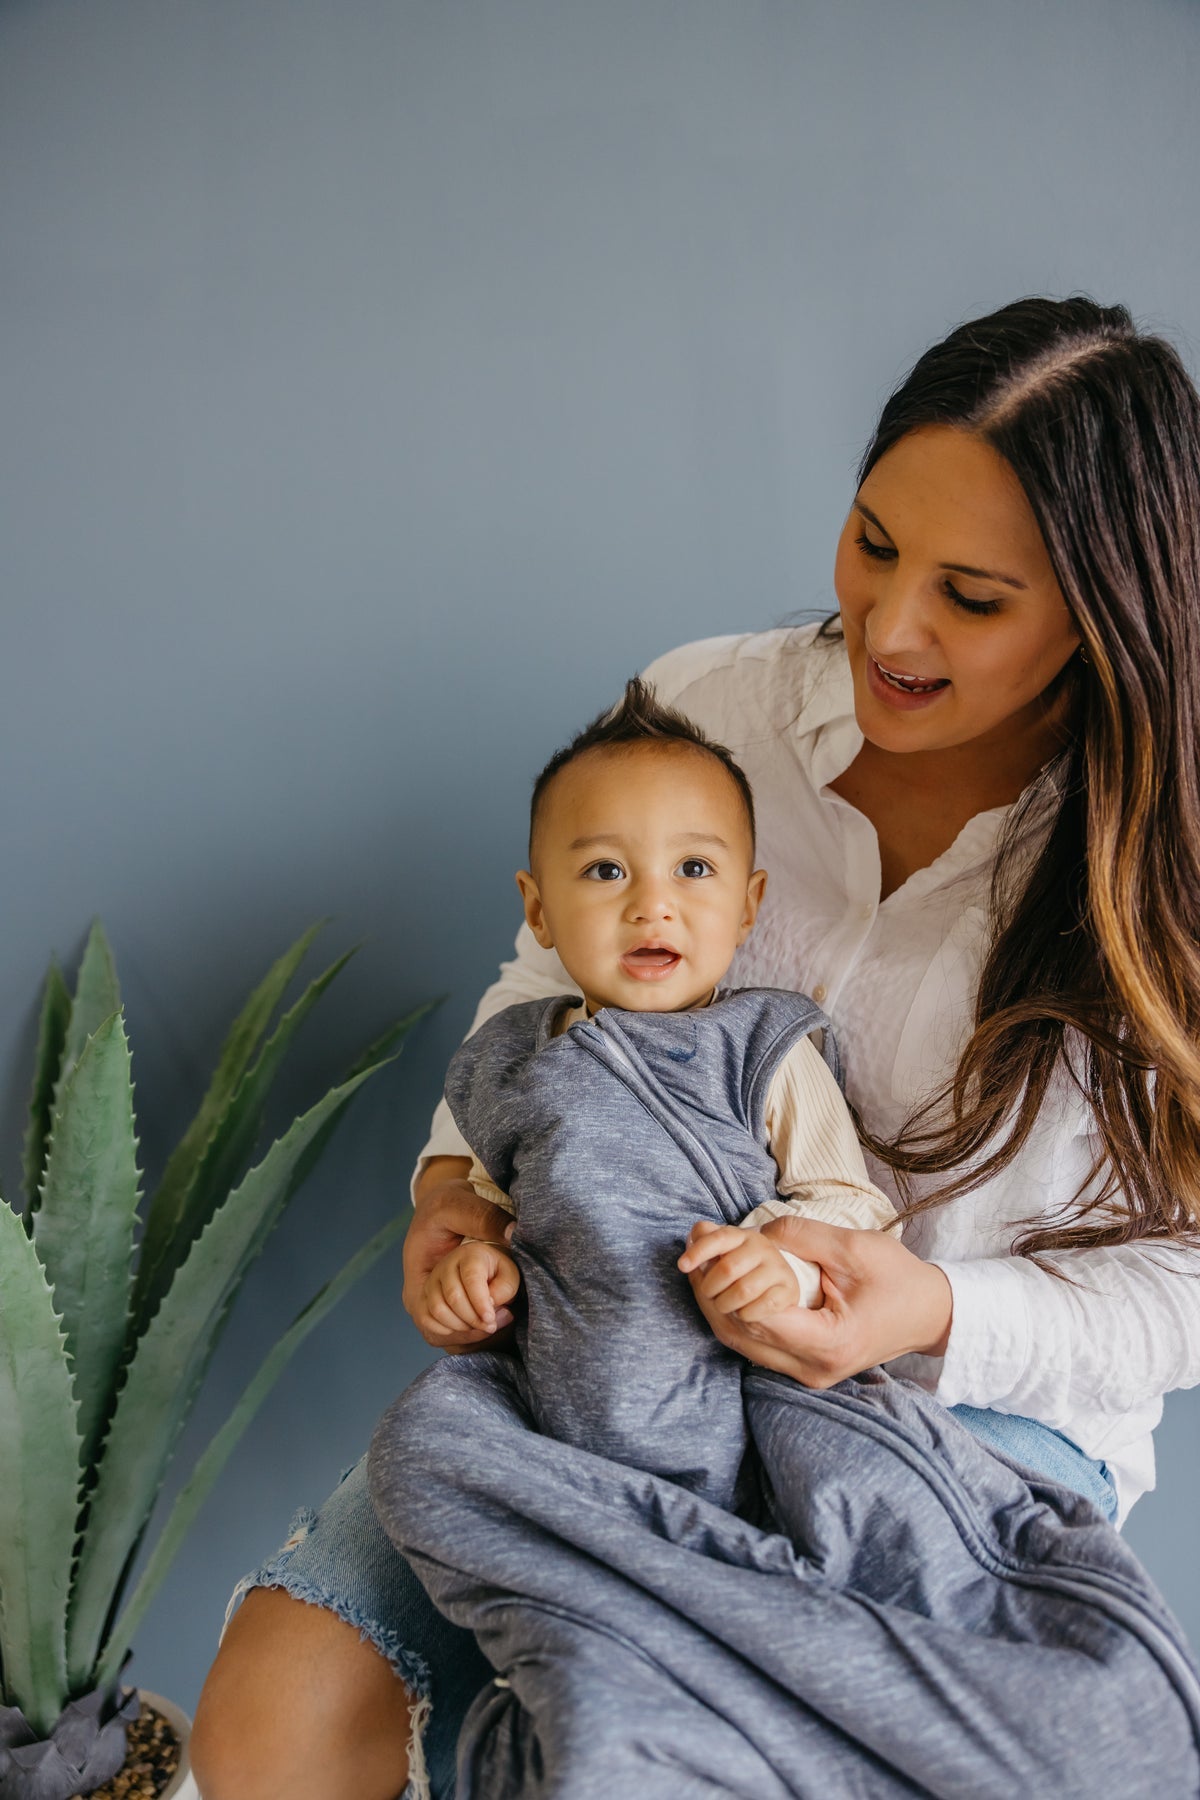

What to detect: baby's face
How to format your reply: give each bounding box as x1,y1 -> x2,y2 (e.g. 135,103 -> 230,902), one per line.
517,742 -> 766,1014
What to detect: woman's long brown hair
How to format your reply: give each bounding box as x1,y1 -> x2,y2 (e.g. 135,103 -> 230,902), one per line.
849,297 -> 1200,1256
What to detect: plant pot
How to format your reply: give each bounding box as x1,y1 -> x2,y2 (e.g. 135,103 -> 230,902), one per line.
66,1692 -> 193,1800
133,1694 -> 192,1800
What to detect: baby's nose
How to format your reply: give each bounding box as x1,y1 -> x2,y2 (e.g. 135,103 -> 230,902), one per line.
625,877 -> 673,920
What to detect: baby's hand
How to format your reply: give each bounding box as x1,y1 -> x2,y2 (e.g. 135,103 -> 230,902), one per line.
677,1221 -> 803,1323
419,1241 -> 522,1343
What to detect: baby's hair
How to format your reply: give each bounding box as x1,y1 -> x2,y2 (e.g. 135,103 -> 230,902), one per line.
529,677 -> 757,859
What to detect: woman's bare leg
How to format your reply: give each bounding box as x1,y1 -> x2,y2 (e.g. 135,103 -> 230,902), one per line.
190,1586 -> 414,1800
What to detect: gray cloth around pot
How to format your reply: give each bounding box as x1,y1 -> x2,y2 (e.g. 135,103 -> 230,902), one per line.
0,1685 -> 139,1800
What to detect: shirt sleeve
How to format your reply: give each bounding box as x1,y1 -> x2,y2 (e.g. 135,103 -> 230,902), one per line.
933,1238 -> 1200,1427
740,1036 -> 899,1308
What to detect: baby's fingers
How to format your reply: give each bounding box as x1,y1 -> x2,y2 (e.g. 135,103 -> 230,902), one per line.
425,1268 -> 488,1334
704,1258 -> 786,1318
678,1224 -> 750,1274
457,1253 -> 499,1330
489,1252 -> 522,1308
418,1310 -> 490,1345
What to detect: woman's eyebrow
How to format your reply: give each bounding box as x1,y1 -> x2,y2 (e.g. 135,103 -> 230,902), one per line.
856,500 -> 1028,590
855,500 -> 895,540
942,559 -> 1028,591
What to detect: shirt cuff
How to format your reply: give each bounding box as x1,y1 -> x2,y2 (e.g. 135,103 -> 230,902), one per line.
779,1248 -> 823,1309
931,1257 -> 1034,1410
736,1217 -> 823,1308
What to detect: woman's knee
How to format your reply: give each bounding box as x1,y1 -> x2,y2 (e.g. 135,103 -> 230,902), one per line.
190,1585 -> 416,1800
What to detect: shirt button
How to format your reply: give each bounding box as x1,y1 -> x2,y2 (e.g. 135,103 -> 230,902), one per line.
859,904 -> 873,921
812,983 -> 827,1004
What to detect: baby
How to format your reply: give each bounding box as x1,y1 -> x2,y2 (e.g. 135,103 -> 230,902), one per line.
404,678 -> 895,1509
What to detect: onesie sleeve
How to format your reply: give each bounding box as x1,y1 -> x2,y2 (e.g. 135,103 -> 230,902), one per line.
466,1154 -> 515,1219
740,1036 -> 898,1308
751,1036 -> 898,1232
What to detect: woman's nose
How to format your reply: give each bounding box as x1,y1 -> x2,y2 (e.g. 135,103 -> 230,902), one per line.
864,579 -> 937,657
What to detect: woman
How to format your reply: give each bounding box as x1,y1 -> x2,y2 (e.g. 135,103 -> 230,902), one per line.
192,296 -> 1200,1800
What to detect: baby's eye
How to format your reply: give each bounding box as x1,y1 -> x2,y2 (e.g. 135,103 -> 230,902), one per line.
582,860 -> 625,881
675,857 -> 714,879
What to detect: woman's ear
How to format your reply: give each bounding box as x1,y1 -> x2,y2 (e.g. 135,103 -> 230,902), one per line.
738,868 -> 768,942
515,869 -> 554,948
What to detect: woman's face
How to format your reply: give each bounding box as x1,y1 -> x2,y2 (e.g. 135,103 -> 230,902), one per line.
833,425 -> 1081,760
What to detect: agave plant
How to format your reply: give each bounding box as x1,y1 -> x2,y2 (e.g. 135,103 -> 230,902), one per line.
0,922 -> 431,1800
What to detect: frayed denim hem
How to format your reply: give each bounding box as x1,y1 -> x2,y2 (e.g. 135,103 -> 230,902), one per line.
224,1506 -> 435,1800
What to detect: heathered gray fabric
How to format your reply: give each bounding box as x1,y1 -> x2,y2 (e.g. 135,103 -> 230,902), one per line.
372,1357 -> 1200,1798
370,990 -> 1200,1794
443,988 -> 834,1509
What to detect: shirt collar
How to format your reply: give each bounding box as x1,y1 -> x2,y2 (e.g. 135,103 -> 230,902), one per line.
792,638 -> 864,793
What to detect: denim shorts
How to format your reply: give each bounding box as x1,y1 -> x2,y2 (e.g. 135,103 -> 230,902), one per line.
949,1404 -> 1119,1523
225,1456 -> 490,1800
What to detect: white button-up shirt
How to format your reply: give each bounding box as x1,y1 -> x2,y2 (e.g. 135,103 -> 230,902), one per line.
419,625 -> 1200,1521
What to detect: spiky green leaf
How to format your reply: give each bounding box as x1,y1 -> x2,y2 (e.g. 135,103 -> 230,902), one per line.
274,1001 -> 440,1216
0,1201 -> 83,1732
57,922 -> 121,1093
95,1208 -> 408,1688
344,999 -> 440,1082
34,1014 -> 141,1472
66,1063 -> 380,1688
22,960 -> 72,1221
133,947 -> 356,1332
134,923 -> 326,1327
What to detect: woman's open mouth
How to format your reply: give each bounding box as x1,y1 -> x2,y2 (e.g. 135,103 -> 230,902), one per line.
620,946 -> 682,980
867,655 -> 951,709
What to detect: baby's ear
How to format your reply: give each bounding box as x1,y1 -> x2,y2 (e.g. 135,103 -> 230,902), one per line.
515,869 -> 554,948
739,867 -> 768,941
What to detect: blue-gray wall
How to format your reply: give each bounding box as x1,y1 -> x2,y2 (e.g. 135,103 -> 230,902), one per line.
3,0 -> 1198,1712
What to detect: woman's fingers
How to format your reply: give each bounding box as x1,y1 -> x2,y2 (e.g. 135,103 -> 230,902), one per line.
709,1267 -> 781,1316
758,1214 -> 856,1277
734,1262 -> 802,1321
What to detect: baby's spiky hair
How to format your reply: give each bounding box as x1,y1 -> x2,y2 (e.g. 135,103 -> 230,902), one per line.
529,676 -> 756,859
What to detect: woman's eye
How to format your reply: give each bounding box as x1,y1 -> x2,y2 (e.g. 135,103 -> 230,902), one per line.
675,857 -> 714,879
855,530 -> 895,562
945,581 -> 1000,617
583,860 -> 625,881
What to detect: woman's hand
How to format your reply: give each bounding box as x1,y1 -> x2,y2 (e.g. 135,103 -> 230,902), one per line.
404,1156 -> 517,1354
679,1216 -> 952,1387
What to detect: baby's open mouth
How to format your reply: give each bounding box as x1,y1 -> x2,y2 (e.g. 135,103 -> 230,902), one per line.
621,946 -> 682,978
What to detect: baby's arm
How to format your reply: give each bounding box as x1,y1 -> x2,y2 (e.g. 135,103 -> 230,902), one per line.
748,1034 -> 897,1301
421,1238 -> 522,1342
756,1032 -> 897,1230
680,1035 -> 898,1319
